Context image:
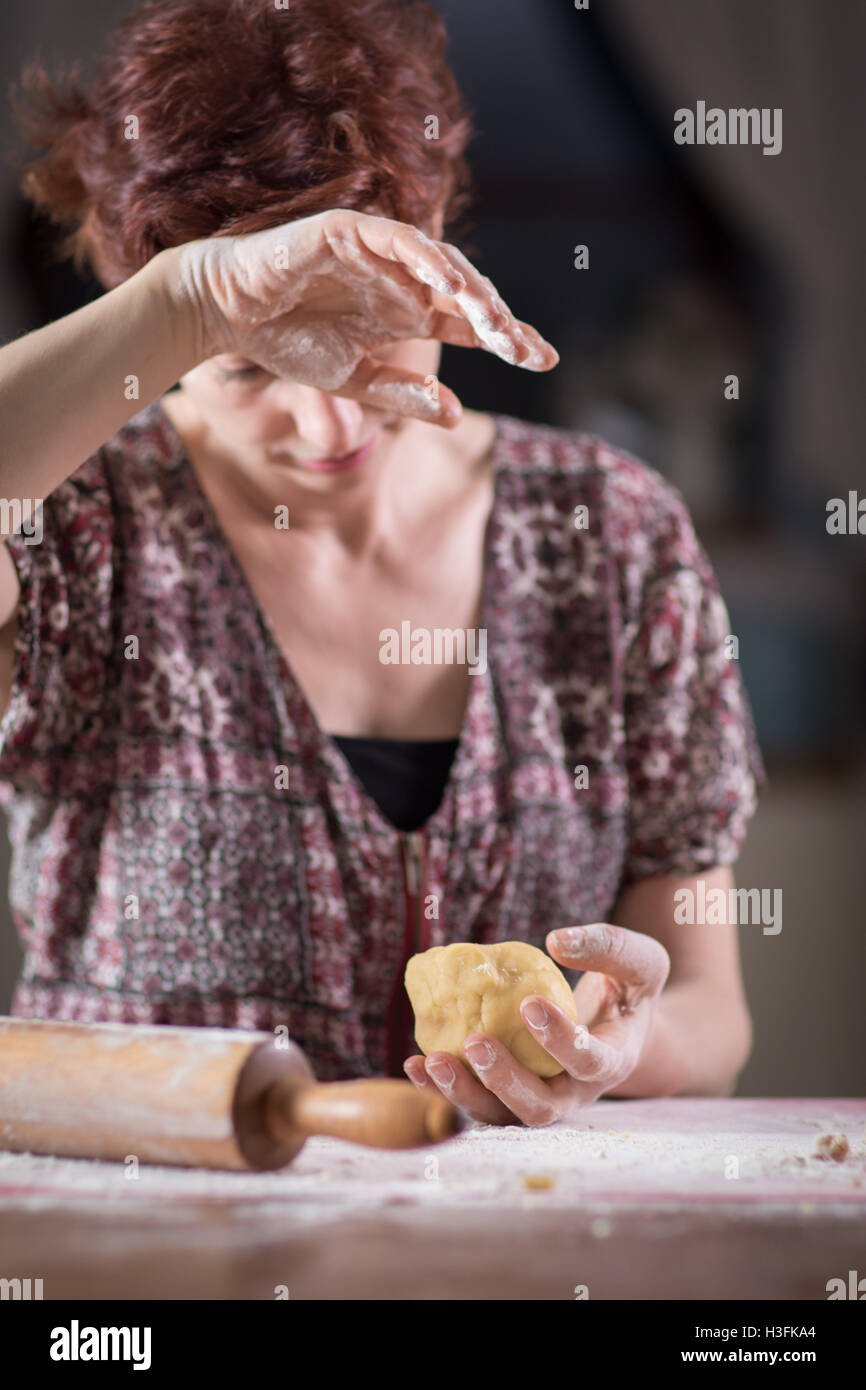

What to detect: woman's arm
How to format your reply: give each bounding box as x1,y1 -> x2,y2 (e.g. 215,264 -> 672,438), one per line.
0,247 -> 200,711
0,246 -> 199,507
604,865 -> 753,1097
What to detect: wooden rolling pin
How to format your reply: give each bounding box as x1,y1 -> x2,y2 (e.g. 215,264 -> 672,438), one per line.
0,1017 -> 462,1171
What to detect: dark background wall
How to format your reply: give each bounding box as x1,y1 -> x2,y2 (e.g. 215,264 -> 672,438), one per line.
1,0 -> 863,1095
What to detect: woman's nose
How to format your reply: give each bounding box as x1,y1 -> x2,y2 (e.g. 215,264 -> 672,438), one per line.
275,382 -> 365,458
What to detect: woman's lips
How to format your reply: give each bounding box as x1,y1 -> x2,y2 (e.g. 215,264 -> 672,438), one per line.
295,434 -> 379,474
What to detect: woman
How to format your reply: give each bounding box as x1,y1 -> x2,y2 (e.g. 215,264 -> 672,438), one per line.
0,0 -> 762,1124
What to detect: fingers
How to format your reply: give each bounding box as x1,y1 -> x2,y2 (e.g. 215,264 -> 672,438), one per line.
406,1038 -> 568,1128
403,1051 -> 515,1125
404,1007 -> 641,1123
508,319 -> 559,371
325,228 -> 527,370
547,923 -> 670,997
324,227 -> 436,325
340,357 -> 462,427
443,245 -> 558,371
432,311 -> 556,363
517,996 -> 638,1099
459,1035 -> 562,1125
346,213 -> 558,372
355,216 -> 467,298
430,312 -> 485,351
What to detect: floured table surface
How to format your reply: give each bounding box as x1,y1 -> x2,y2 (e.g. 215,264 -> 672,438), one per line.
1,1098 -> 864,1299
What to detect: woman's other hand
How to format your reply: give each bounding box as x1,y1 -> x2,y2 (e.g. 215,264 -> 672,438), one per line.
164,209 -> 558,425
403,923 -> 670,1125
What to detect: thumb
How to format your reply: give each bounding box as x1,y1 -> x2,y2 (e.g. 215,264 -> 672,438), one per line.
338,358 -> 463,427
547,923 -> 670,990
545,924 -> 622,971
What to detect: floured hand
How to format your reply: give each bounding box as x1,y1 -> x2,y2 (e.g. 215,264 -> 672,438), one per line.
166,209 -> 558,425
404,923 -> 671,1125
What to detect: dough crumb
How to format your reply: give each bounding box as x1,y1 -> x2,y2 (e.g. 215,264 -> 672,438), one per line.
813,1133 -> 849,1162
523,1173 -> 556,1190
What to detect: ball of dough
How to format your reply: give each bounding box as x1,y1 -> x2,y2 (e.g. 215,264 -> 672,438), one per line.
405,941 -> 578,1079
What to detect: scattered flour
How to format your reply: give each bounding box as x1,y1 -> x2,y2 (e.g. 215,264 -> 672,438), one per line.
1,1101 -> 864,1224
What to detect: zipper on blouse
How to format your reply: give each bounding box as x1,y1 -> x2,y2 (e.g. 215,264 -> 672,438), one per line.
386,829 -> 427,1077
402,828 -> 423,899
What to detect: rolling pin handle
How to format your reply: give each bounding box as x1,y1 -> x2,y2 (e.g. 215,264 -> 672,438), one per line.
264,1077 -> 464,1150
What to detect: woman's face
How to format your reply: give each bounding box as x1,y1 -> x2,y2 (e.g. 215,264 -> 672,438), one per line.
176,335 -> 443,473
173,206 -> 447,475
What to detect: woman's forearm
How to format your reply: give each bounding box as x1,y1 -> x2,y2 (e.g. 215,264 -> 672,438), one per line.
0,246 -> 200,502
606,984 -> 754,1099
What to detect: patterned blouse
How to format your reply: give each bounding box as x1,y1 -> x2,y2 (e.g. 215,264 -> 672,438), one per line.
0,402 -> 763,1080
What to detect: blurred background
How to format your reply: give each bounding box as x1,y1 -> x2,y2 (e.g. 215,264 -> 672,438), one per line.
0,0 -> 863,1094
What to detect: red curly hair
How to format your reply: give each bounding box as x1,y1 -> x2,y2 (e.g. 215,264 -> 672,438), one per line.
11,0 -> 473,289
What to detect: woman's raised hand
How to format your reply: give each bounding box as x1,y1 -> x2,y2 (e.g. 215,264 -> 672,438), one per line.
170,209 -> 558,424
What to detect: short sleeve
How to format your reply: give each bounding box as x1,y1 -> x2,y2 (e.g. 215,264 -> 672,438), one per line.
620,477 -> 765,885
0,458 -> 117,790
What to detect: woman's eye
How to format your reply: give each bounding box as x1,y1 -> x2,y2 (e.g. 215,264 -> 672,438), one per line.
221,365 -> 262,381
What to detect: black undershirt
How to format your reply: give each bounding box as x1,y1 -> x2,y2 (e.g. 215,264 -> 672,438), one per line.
332,735 -> 459,833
